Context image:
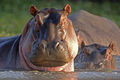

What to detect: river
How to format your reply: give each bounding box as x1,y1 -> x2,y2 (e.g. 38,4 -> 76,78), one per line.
0,56 -> 120,80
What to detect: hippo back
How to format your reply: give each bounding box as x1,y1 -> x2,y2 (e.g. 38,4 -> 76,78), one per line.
69,10 -> 120,55
0,36 -> 22,70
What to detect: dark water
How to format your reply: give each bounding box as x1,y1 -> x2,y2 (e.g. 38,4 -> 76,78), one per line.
0,56 -> 120,80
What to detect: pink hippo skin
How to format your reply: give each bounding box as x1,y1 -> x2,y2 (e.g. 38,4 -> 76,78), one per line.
0,4 -> 117,72
19,4 -> 78,72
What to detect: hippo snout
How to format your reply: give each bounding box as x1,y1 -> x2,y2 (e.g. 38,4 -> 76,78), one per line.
29,40 -> 70,67
39,40 -> 66,53
39,40 -> 47,49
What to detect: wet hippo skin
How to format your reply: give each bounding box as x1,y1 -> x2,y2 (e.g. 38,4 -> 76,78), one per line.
0,36 -> 22,70
0,4 -> 79,72
74,42 -> 117,70
0,4 -> 118,72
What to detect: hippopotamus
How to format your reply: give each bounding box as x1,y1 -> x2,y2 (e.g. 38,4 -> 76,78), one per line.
0,4 -> 118,72
74,42 -> 117,70
0,4 -> 79,72
69,10 -> 120,55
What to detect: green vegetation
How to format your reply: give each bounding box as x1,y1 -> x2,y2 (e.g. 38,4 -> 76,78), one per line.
0,0 -> 120,37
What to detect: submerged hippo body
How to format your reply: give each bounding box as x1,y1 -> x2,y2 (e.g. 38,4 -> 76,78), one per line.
0,36 -> 22,70
74,42 -> 117,70
0,4 -> 78,72
69,10 -> 120,55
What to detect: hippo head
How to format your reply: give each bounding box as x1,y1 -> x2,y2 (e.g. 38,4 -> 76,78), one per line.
19,4 -> 78,72
75,42 -> 117,70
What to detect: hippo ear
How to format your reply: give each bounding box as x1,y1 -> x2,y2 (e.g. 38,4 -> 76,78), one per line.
30,5 -> 38,16
81,41 -> 86,48
104,42 -> 114,56
63,4 -> 71,15
105,49 -> 112,61
83,47 -> 90,56
35,14 -> 43,32
108,42 -> 114,50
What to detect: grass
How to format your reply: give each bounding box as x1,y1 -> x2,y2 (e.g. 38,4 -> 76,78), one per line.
0,0 -> 120,37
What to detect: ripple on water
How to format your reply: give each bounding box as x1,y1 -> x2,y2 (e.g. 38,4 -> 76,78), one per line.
0,56 -> 120,80
0,71 -> 120,80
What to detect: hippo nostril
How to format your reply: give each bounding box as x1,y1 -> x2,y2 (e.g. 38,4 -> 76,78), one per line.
39,43 -> 46,49
39,40 -> 47,49
58,44 -> 64,51
39,44 -> 45,49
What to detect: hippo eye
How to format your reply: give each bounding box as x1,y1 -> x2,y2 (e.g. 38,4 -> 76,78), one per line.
44,14 -> 49,19
58,29 -> 63,34
57,28 -> 66,40
42,14 -> 49,23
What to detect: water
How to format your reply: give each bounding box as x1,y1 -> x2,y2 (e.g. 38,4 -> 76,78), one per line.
0,56 -> 120,80
0,71 -> 120,80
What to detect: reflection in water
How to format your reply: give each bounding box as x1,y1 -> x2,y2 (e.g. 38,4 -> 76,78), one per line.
0,71 -> 120,80
63,78 -> 77,80
58,78 -> 77,80
0,71 -> 78,80
115,56 -> 120,70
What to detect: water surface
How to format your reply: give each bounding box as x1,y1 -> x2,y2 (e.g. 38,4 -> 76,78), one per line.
0,56 -> 120,80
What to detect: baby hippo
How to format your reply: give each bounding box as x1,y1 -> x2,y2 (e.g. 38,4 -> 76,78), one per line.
74,42 -> 117,70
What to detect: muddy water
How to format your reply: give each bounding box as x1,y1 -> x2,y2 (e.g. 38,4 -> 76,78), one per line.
0,56 -> 120,80
0,71 -> 120,80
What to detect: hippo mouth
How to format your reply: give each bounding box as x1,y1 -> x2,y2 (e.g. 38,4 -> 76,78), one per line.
29,40 -> 71,67
31,60 -> 67,67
